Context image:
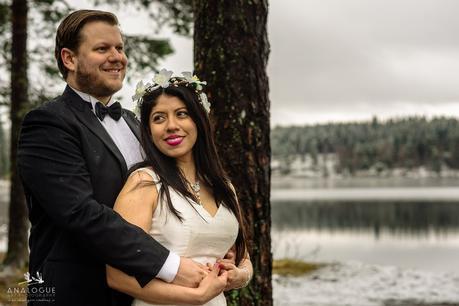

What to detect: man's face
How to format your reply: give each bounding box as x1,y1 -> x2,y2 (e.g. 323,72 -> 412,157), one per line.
71,21 -> 127,101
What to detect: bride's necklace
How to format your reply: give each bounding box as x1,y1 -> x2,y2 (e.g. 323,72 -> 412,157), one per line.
189,180 -> 202,205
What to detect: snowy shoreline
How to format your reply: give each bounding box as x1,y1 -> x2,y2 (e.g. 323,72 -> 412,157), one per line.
271,187 -> 459,201
273,262 -> 459,306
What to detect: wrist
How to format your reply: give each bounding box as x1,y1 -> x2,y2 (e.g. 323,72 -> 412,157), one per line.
189,287 -> 207,305
235,267 -> 252,289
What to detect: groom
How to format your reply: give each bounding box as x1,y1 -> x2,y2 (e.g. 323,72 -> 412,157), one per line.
17,10 -> 208,306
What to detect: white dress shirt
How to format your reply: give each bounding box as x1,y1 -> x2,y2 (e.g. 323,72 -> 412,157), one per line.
69,86 -> 180,283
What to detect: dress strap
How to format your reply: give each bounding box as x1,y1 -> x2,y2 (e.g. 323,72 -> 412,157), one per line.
130,167 -> 161,192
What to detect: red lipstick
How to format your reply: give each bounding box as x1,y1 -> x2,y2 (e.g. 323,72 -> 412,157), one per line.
165,134 -> 184,146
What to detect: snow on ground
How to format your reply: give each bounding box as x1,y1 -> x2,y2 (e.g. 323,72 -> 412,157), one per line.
273,262 -> 459,306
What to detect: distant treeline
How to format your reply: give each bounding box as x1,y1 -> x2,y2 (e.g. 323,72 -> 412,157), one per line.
271,117 -> 459,173
2,116 -> 459,178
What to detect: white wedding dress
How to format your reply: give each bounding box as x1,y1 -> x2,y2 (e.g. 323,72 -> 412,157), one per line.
132,168 -> 239,306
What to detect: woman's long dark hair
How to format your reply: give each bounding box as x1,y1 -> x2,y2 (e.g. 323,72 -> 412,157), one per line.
132,81 -> 248,265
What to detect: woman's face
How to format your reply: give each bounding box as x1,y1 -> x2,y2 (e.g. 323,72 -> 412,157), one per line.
149,94 -> 198,161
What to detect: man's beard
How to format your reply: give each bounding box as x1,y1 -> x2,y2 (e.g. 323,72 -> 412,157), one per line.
75,64 -> 123,98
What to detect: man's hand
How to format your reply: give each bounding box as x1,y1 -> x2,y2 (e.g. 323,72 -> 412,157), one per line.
172,257 -> 209,288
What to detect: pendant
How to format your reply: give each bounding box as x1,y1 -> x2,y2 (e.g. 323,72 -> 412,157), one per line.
191,181 -> 200,193
189,180 -> 202,205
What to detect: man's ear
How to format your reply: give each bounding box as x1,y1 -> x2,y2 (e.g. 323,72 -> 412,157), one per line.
61,48 -> 76,72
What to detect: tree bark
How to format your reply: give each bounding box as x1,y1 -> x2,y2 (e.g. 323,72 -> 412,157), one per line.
0,120 -> 7,177
3,0 -> 29,269
193,1 -> 272,305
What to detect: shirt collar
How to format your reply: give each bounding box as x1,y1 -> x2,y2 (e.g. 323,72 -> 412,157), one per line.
68,86 -> 115,110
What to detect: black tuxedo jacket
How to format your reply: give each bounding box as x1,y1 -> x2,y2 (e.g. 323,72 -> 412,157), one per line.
17,86 -> 169,306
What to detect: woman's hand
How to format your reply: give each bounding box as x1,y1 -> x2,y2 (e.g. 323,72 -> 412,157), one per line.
193,263 -> 228,304
216,259 -> 251,291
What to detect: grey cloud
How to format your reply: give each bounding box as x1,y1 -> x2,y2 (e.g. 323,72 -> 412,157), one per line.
268,0 -> 459,114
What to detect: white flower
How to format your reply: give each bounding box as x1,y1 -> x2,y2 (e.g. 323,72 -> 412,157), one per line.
197,79 -> 207,90
199,92 -> 211,113
182,71 -> 207,90
133,104 -> 141,118
153,68 -> 173,88
182,71 -> 194,82
132,80 -> 147,101
133,69 -> 210,116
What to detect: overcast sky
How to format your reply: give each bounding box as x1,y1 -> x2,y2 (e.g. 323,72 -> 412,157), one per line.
16,0 -> 459,128
266,0 -> 459,126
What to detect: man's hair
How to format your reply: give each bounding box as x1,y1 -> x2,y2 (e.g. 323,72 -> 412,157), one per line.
55,10 -> 119,80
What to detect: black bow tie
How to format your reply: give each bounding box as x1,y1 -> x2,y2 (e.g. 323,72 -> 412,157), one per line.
95,101 -> 122,121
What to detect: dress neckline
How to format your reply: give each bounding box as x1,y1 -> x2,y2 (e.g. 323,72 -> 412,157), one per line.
136,167 -> 224,221
191,198 -> 222,220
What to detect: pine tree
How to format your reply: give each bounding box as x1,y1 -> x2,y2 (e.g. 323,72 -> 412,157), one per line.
193,1 -> 272,304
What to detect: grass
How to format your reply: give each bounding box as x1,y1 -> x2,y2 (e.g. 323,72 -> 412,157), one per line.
0,253 -> 27,306
273,258 -> 324,276
0,275 -> 27,306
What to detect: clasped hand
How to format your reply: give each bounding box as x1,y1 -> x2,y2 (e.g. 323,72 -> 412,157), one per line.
172,257 -> 229,304
205,250 -> 250,291
213,259 -> 249,291
172,252 -> 250,304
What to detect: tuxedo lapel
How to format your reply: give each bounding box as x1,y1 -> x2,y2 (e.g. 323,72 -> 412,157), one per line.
62,86 -> 128,176
122,111 -> 141,142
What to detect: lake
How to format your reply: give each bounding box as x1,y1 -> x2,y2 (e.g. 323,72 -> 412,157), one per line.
2,177 -> 459,271
2,177 -> 459,305
270,176 -> 459,305
271,176 -> 459,273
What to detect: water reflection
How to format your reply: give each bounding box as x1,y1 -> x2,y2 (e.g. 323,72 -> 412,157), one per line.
272,176 -> 459,189
271,199 -> 459,272
272,200 -> 459,238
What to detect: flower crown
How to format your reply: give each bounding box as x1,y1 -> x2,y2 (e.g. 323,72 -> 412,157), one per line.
132,69 -> 210,116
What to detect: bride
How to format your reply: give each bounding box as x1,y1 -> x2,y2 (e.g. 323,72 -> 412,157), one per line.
106,70 -> 253,305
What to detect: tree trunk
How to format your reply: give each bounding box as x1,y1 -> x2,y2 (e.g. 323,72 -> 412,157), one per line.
0,120 -> 7,177
193,1 -> 272,305
3,0 -> 29,269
